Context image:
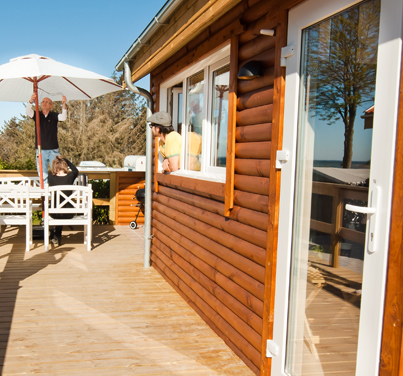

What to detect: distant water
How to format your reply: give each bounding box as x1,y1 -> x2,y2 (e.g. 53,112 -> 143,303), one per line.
314,160 -> 370,168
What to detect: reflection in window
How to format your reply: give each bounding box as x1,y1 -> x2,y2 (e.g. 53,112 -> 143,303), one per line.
164,45 -> 230,176
211,65 -> 230,167
285,1 -> 380,375
186,71 -> 204,171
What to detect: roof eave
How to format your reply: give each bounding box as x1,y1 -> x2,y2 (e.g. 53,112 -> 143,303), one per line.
115,0 -> 185,72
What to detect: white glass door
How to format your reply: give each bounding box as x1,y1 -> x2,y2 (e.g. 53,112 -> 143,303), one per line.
272,0 -> 402,375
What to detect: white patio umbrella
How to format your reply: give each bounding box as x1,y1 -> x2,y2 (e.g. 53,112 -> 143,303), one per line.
0,54 -> 123,188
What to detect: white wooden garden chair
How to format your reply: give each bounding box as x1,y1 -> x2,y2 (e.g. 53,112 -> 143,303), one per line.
44,184 -> 93,252
0,176 -> 40,187
0,185 -> 32,252
0,177 -> 42,212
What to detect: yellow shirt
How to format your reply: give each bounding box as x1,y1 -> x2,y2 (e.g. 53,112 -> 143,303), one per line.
164,131 -> 182,159
187,132 -> 202,171
158,139 -> 166,159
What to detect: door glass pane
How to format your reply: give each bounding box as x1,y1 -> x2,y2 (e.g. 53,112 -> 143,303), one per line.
186,71 -> 204,171
286,1 -> 380,375
211,64 -> 230,167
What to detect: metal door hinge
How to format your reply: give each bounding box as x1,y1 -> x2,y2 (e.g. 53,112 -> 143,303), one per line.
266,340 -> 279,358
276,150 -> 289,169
280,45 -> 294,67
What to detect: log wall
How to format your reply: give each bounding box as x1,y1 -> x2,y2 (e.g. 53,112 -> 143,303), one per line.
133,0 -> 403,374
148,0 -> 297,374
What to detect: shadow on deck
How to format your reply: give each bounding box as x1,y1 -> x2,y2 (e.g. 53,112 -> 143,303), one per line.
0,225 -> 253,375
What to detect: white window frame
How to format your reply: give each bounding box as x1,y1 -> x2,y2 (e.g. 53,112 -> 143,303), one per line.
159,43 -> 230,183
206,58 -> 231,175
171,87 -> 182,134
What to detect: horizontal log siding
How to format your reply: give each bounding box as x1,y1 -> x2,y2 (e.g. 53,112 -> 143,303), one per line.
152,216 -> 264,299
152,205 -> 266,282
152,261 -> 260,375
235,159 -> 271,177
151,243 -> 263,346
152,197 -> 266,265
151,255 -> 261,372
152,229 -> 264,317
115,172 -> 145,225
153,190 -> 267,248
148,0 -> 287,373
157,184 -> 268,230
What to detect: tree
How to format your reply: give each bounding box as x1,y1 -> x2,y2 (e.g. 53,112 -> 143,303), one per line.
0,114 -> 36,169
0,72 -> 147,169
306,0 -> 380,168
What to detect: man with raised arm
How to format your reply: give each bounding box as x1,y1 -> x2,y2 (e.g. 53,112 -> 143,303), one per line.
26,93 -> 67,183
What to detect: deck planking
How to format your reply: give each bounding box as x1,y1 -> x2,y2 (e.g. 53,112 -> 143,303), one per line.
0,225 -> 254,376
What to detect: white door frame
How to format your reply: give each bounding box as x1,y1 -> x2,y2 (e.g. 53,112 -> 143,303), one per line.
271,0 -> 403,375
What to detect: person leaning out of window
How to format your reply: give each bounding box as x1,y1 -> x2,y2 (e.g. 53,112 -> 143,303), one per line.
148,112 -> 181,173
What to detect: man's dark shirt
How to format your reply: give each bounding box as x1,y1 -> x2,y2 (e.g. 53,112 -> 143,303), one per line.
33,111 -> 59,150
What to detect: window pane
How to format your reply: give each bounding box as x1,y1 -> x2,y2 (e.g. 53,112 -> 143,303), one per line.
210,65 -> 229,168
186,71 -> 204,171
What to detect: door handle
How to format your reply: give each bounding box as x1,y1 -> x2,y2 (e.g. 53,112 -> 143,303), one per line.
345,204 -> 376,214
345,184 -> 381,253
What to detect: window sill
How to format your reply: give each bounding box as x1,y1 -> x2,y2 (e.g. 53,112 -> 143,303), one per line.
170,169 -> 226,183
156,172 -> 225,201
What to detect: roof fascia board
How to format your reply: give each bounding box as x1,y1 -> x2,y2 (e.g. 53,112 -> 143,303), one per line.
128,0 -> 243,83
115,0 -> 186,72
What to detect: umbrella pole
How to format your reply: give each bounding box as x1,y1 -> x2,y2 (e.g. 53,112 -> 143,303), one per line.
33,79 -> 46,219
33,79 -> 44,190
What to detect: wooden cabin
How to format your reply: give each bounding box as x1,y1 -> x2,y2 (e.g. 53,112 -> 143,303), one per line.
115,0 -> 403,374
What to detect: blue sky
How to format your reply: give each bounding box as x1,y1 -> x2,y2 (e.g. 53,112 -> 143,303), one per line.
0,0 -> 166,128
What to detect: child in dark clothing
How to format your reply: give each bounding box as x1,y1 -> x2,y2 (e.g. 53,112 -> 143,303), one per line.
48,156 -> 79,245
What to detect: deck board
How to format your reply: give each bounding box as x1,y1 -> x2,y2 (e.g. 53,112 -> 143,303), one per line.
0,225 -> 254,376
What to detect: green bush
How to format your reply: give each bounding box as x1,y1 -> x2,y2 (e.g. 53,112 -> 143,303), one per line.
0,157 -> 36,170
89,179 -> 110,225
92,206 -> 109,225
90,179 -> 110,198
32,210 -> 43,226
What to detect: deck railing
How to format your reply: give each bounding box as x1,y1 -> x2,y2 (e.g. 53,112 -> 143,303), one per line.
311,181 -> 368,267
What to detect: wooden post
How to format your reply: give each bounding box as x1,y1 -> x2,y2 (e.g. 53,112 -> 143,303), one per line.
109,172 -> 116,225
379,46 -> 403,376
154,136 -> 159,193
331,187 -> 342,268
224,35 -> 239,216
32,79 -> 44,190
260,12 -> 287,376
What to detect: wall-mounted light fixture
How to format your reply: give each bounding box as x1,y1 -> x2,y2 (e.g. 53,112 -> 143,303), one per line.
237,60 -> 263,80
260,29 -> 275,36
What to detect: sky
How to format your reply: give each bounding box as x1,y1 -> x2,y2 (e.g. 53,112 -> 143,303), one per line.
0,0 -> 167,128
312,103 -> 373,162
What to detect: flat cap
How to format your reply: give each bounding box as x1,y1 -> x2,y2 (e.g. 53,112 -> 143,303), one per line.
147,111 -> 172,127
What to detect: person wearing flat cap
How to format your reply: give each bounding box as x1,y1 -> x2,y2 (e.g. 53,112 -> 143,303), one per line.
147,111 -> 182,173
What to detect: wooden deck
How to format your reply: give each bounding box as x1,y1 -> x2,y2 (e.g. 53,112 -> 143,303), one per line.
298,256 -> 361,375
0,225 -> 254,376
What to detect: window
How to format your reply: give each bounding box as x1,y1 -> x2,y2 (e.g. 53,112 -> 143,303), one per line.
160,44 -> 230,182
210,63 -> 230,169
